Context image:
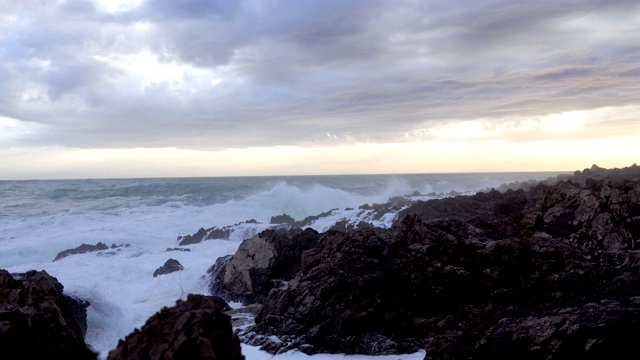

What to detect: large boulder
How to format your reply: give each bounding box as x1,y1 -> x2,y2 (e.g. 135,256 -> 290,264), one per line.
0,269 -> 95,360
107,294 -> 243,360
208,228 -> 319,304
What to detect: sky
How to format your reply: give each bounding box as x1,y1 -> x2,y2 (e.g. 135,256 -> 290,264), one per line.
1,0 -> 639,179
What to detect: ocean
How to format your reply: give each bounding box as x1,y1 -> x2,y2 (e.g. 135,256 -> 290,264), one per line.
0,172 -> 563,358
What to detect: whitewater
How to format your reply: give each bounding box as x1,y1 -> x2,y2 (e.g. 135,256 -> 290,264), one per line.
0,173 -> 563,359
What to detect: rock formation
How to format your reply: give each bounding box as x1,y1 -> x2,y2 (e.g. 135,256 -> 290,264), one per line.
208,227 -> 319,304
270,213 -> 295,225
107,294 -> 244,360
54,242 -> 129,261
0,269 -> 95,359
209,164 -> 640,358
153,259 -> 184,277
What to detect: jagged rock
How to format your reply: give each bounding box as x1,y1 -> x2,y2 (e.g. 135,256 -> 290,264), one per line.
221,164 -> 640,358
298,209 -> 337,228
178,227 -> 208,246
270,214 -> 295,225
0,269 -> 96,359
208,228 -> 319,304
471,300 -> 640,359
524,180 -> 640,251
107,294 -> 243,360
153,259 -> 184,277
54,242 -> 108,261
53,242 -> 129,261
205,227 -> 232,240
179,225 -> 235,245
66,295 -> 91,338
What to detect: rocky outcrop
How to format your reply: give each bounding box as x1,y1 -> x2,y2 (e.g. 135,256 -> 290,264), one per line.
152,259 -> 184,277
177,219 -> 261,245
178,227 -> 209,245
54,242 -> 129,261
208,228 -> 319,305
470,300 -> 640,359
107,294 -> 243,360
524,179 -> 640,252
0,269 -> 95,359
208,164 -> 640,358
270,214 -> 295,225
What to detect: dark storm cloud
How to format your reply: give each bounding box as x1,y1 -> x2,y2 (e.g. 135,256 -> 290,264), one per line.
0,0 -> 639,149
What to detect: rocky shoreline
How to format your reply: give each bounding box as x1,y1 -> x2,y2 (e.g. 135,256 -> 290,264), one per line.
209,164 -> 640,358
3,164 -> 640,359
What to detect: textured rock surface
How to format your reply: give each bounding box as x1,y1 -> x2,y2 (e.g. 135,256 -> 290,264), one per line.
0,269 -> 95,359
210,164 -> 640,358
107,294 -> 243,360
208,228 -> 319,304
54,242 -> 129,261
152,258 -> 184,277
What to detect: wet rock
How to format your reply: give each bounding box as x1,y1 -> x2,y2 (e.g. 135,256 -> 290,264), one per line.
0,269 -> 95,359
208,228 -> 319,305
107,294 -> 243,360
221,164 -> 640,358
54,242 -> 108,261
205,227 -> 232,240
53,242 -> 129,261
165,247 -> 191,252
178,227 -> 208,246
270,214 -> 295,225
153,259 -> 184,277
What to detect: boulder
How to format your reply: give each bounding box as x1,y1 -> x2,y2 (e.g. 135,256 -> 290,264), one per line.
0,269 -> 95,359
153,259 -> 184,277
208,228 -> 319,305
107,294 -> 243,360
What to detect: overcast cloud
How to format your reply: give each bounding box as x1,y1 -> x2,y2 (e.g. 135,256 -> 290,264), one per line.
1,0 -> 639,154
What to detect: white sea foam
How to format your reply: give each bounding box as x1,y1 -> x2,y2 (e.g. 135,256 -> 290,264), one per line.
0,172 -> 565,358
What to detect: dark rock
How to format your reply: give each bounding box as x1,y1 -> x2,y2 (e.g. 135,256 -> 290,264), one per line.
208,228 -> 319,305
153,259 -> 184,277
216,164 -> 640,358
471,300 -> 640,359
53,242 -> 129,261
165,247 -> 191,252
65,295 -> 91,338
270,214 -> 295,225
205,227 -> 232,240
54,242 -> 109,261
178,227 -> 208,246
0,269 -> 96,359
107,294 -> 243,360
179,225 -> 237,245
298,209 -> 336,227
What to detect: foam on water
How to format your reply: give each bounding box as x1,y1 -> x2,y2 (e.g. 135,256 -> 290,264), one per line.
0,172 -> 565,358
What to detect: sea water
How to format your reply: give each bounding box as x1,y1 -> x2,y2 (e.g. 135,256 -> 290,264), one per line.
0,172 -> 562,358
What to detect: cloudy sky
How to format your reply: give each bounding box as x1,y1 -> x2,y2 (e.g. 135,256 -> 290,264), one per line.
1,0 -> 639,179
